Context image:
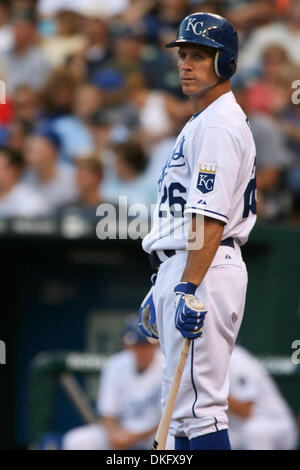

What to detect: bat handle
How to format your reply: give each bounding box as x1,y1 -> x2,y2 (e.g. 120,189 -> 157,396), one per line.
152,338 -> 192,450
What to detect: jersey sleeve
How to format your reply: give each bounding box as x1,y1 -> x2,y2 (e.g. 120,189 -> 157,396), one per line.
229,349 -> 258,402
184,127 -> 242,223
229,370 -> 258,403
96,358 -> 121,418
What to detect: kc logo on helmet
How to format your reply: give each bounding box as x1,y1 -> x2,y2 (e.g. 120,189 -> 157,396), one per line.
185,18 -> 204,35
197,162 -> 217,194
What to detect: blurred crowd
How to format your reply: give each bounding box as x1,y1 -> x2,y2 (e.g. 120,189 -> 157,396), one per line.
0,0 -> 300,222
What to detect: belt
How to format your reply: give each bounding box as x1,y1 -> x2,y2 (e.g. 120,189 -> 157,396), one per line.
149,237 -> 235,270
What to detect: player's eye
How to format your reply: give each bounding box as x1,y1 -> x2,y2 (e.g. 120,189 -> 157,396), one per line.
193,53 -> 204,59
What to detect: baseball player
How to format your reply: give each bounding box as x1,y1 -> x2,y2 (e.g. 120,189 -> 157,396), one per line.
63,316 -> 173,450
228,345 -> 298,450
139,13 -> 257,450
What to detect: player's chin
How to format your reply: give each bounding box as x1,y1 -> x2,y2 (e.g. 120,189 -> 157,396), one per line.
181,83 -> 196,95
181,82 -> 205,97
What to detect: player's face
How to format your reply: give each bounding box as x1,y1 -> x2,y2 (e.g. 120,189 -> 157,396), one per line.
129,343 -> 156,372
177,45 -> 217,96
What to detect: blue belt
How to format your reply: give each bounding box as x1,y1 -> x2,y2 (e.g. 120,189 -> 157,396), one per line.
149,237 -> 235,270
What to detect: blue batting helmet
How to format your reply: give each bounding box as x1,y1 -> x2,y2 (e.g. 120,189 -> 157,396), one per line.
166,12 -> 238,80
123,315 -> 149,347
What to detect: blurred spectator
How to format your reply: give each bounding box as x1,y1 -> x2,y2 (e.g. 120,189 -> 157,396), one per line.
68,8 -> 111,81
72,83 -> 103,119
88,109 -> 120,157
142,0 -> 189,42
0,0 -> 14,55
226,0 -> 274,41
23,130 -> 77,213
228,345 -> 298,450
87,73 -> 138,145
63,315 -> 170,450
42,10 -> 87,67
130,85 -> 175,146
121,0 -> 153,27
234,79 -> 293,220
0,146 -> 47,218
91,69 -> 134,129
102,140 -> 157,208
245,44 -> 294,115
40,68 -> 79,120
239,0 -> 300,71
109,21 -> 182,95
52,83 -> 101,160
276,86 -> 300,211
0,85 -> 38,148
189,0 -> 224,15
12,85 -> 40,125
58,154 -> 104,218
0,8 -> 51,93
7,119 -> 33,153
128,77 -> 191,148
108,23 -> 147,80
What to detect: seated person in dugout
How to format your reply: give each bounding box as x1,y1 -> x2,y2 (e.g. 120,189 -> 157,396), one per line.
63,315 -> 173,450
228,345 -> 298,450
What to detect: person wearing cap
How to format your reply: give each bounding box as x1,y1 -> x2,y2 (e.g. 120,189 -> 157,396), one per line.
23,128 -> 77,213
63,315 -> 172,450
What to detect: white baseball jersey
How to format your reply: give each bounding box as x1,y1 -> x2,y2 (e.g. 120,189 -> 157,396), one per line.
97,348 -> 163,434
229,346 -> 298,450
143,91 -> 256,253
63,348 -> 176,450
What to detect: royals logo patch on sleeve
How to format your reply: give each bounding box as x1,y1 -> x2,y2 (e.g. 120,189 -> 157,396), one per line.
196,162 -> 217,194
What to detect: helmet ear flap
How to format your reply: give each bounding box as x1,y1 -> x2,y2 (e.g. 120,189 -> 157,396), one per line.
214,50 -> 221,78
214,50 -> 236,80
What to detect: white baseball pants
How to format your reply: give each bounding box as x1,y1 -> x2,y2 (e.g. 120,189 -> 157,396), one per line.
153,243 -> 248,440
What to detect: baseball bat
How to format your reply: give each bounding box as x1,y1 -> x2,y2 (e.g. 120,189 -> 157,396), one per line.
60,373 -> 98,424
152,337 -> 191,450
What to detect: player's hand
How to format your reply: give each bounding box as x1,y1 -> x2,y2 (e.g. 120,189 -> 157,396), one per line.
139,274 -> 159,340
109,429 -> 138,450
174,282 -> 207,339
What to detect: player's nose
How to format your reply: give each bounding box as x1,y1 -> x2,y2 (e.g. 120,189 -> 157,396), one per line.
180,55 -> 193,71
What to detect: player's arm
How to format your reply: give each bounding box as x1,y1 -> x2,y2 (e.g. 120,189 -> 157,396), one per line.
174,215 -> 224,339
112,424 -> 159,448
181,215 -> 225,286
101,415 -> 131,450
228,395 -> 254,419
101,415 -> 157,449
101,416 -> 122,439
